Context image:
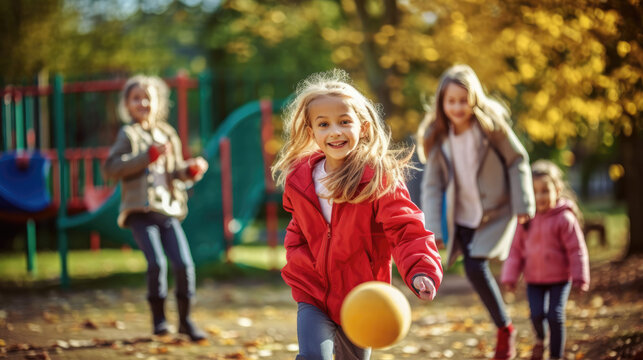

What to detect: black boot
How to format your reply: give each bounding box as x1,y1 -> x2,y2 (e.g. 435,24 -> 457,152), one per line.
177,297 -> 207,341
148,298 -> 169,335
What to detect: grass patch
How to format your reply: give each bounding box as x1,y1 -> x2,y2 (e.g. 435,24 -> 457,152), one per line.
0,245 -> 285,291
0,203 -> 627,291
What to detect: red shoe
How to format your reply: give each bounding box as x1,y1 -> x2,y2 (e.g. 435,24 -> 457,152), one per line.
530,341 -> 544,360
493,323 -> 516,359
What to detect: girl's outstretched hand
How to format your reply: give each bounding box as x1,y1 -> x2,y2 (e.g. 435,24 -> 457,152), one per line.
413,276 -> 437,301
517,213 -> 531,224
503,282 -> 516,293
573,280 -> 589,293
186,156 -> 209,181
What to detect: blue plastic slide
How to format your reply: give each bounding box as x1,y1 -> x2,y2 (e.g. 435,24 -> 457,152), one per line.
0,151 -> 52,213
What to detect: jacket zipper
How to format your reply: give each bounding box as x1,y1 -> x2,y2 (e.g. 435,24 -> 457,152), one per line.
321,207 -> 334,314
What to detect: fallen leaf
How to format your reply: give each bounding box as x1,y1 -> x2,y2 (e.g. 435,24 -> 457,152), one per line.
237,317 -> 253,327
196,339 -> 210,346
27,323 -> 42,333
107,320 -> 125,330
42,311 -> 59,324
206,325 -> 221,336
219,338 -> 237,346
224,351 -> 246,359
257,349 -> 272,357
402,345 -> 420,354
54,340 -> 69,349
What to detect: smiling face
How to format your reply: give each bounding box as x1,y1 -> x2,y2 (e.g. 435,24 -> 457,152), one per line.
442,83 -> 473,134
125,85 -> 151,125
533,175 -> 559,213
307,95 -> 365,172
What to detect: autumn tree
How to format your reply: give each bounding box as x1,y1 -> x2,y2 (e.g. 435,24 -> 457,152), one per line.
202,0 -> 641,255
0,0 -> 208,83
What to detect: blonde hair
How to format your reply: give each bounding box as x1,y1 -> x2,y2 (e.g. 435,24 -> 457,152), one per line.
117,75 -> 170,126
531,160 -> 583,224
417,64 -> 511,163
272,69 -> 413,203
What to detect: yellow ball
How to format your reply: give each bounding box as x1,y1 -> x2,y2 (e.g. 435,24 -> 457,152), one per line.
340,281 -> 412,349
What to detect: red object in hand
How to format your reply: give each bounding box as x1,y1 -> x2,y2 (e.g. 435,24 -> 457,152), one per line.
148,144 -> 162,162
187,163 -> 201,178
15,153 -> 31,170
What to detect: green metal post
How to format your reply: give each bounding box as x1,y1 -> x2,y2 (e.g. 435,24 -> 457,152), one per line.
53,74 -> 69,288
2,93 -> 12,151
15,94 -> 24,150
198,71 -> 213,148
26,219 -> 37,275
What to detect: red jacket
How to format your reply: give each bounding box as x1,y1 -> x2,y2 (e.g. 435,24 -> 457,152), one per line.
501,199 -> 590,287
281,153 -> 443,325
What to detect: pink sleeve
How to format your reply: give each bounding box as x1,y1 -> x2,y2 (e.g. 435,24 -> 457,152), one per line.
501,224 -> 526,285
375,184 -> 444,295
559,211 -> 590,286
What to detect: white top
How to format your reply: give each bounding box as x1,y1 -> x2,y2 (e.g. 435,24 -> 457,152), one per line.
313,159 -> 333,223
449,126 -> 483,228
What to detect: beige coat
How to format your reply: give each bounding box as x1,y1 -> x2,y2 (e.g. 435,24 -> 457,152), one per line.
421,123 -> 535,268
104,122 -> 194,228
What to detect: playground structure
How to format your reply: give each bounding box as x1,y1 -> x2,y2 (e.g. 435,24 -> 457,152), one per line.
1,72 -> 285,286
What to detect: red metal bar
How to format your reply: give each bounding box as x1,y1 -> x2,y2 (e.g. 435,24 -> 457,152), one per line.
260,99 -> 280,269
219,137 -> 234,262
260,100 -> 276,192
165,78 -> 198,89
2,85 -> 52,97
90,231 -> 101,252
65,149 -> 82,202
176,71 -> 190,160
1,76 -> 197,97
83,149 -> 94,189
266,202 -> 279,270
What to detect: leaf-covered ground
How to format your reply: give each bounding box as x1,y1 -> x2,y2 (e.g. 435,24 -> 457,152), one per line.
1,256 -> 641,360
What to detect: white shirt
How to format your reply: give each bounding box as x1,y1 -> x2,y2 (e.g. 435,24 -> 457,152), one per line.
449,126 -> 484,228
313,159 -> 333,223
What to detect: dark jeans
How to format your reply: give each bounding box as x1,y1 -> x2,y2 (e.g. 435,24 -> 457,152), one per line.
127,212 -> 195,301
456,225 -> 511,329
296,302 -> 371,360
527,282 -> 571,358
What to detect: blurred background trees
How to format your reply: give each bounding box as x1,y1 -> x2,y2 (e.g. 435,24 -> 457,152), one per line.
1,0 -> 640,254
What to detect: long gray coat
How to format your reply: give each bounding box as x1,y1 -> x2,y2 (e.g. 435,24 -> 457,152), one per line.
421,123 -> 535,268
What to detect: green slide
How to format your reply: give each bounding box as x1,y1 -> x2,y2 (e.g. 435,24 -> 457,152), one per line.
58,99 -> 286,265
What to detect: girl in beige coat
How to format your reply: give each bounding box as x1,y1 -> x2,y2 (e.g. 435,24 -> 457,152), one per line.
418,65 -> 535,360
104,75 -> 208,341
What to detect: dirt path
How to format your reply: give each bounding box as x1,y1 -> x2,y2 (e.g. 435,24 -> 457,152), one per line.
1,257 -> 641,360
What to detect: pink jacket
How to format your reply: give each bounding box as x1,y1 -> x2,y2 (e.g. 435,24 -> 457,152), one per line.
501,199 -> 590,287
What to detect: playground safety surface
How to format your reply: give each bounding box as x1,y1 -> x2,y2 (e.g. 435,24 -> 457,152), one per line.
1,256 -> 641,359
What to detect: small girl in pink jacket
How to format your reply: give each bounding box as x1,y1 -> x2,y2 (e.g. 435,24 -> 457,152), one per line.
501,160 -> 590,360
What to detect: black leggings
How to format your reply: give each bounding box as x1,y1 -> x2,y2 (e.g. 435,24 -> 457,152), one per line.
457,225 -> 511,328
127,212 -> 195,301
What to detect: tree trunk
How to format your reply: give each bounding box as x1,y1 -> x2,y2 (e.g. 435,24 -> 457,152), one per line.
352,0 -> 398,120
622,128 -> 643,256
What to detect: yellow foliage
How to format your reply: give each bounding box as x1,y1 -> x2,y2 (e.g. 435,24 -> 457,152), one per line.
423,48 -> 440,62
617,41 -> 632,57
608,164 -> 625,181
214,0 -> 640,145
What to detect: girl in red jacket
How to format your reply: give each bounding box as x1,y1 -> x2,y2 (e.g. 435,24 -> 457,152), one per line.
501,160 -> 590,360
271,69 -> 443,360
